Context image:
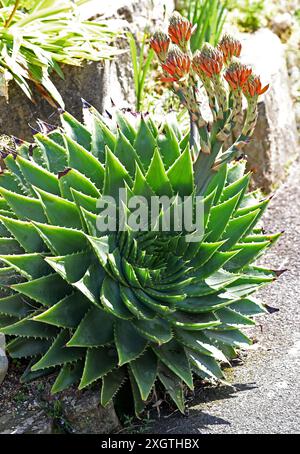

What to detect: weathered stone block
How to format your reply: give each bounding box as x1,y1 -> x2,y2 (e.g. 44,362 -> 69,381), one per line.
239,28 -> 298,191
0,0 -> 174,140
0,411 -> 53,434
61,389 -> 120,434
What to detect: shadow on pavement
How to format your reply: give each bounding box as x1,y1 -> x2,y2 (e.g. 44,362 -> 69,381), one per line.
148,382 -> 258,434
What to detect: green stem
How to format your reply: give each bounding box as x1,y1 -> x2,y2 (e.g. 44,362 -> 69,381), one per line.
4,0 -> 20,28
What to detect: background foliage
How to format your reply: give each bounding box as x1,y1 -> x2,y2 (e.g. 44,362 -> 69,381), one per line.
0,0 -> 119,107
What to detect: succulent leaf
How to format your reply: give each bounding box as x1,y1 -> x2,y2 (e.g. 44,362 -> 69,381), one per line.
0,105 -> 279,416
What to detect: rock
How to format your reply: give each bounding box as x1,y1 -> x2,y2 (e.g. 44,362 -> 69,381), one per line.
0,0 -> 174,140
0,411 -> 53,434
0,334 -> 8,386
0,382 -> 120,434
60,389 -> 120,434
270,13 -> 294,40
239,29 -> 298,191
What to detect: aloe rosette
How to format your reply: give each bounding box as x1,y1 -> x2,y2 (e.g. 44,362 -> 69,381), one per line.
0,15 -> 281,415
0,105 -> 280,414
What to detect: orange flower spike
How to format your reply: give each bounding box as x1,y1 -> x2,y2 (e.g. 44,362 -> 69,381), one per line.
242,74 -> 269,98
218,34 -> 242,65
161,49 -> 191,83
192,44 -> 223,79
150,31 -> 170,62
224,61 -> 252,91
168,11 -> 194,51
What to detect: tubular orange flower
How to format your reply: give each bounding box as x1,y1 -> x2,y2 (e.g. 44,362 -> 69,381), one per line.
150,31 -> 170,62
224,61 -> 252,91
218,34 -> 242,64
192,44 -> 223,79
168,11 -> 194,50
242,74 -> 269,97
161,49 -> 191,83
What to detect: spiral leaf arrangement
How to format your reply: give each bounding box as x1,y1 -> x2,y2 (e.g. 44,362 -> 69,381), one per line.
0,13 -> 280,416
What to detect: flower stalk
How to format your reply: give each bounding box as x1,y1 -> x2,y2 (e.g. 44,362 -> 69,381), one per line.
151,13 -> 269,193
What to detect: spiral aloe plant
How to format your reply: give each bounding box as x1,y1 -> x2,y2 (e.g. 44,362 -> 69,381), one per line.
0,12 -> 281,416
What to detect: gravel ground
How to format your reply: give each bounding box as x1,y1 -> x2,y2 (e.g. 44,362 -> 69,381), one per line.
150,160 -> 300,435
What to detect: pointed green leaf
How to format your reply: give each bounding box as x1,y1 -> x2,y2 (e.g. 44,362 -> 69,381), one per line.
34,187 -> 82,229
128,368 -> 146,416
146,148 -> 173,197
65,136 -> 104,189
0,238 -> 24,255
134,116 -> 156,169
225,241 -> 270,271
152,340 -> 193,389
120,285 -> 155,320
0,294 -> 32,318
130,349 -> 157,400
51,361 -> 84,393
188,350 -> 224,380
0,188 -> 47,222
220,172 -> 250,203
73,263 -> 105,305
0,216 -> 46,253
0,253 -> 52,279
133,318 -> 173,345
0,314 -> 58,338
61,112 -> 91,151
101,367 -> 127,407
132,164 -> 155,202
207,192 -> 241,242
215,307 -> 255,327
33,292 -> 92,328
157,123 -> 181,169
45,251 -> 92,284
33,222 -> 88,255
114,131 -> 144,178
32,330 -> 84,371
158,363 -> 185,413
59,168 -> 100,200
115,319 -> 147,366
103,146 -> 132,200
12,274 -> 72,307
101,275 -> 132,319
204,328 -> 252,347
79,346 -> 118,389
67,306 -> 114,347
221,210 -> 260,250
167,146 -> 193,197
16,156 -> 60,196
175,330 -> 228,363
71,189 -> 98,214
34,133 -> 68,173
7,337 -> 51,359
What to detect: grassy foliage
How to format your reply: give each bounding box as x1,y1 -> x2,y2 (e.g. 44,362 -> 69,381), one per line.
0,0 -> 119,107
178,0 -> 228,52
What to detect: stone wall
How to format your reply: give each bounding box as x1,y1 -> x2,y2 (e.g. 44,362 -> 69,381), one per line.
0,0 -> 174,140
240,28 -> 299,191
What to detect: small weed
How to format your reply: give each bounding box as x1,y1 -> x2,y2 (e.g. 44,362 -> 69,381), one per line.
120,414 -> 155,434
14,390 -> 28,403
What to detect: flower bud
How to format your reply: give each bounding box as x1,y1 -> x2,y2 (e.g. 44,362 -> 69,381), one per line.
218,34 -> 242,64
168,12 -> 194,50
150,31 -> 170,62
224,61 -> 252,91
192,44 -> 223,79
242,74 -> 269,98
161,48 -> 191,82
